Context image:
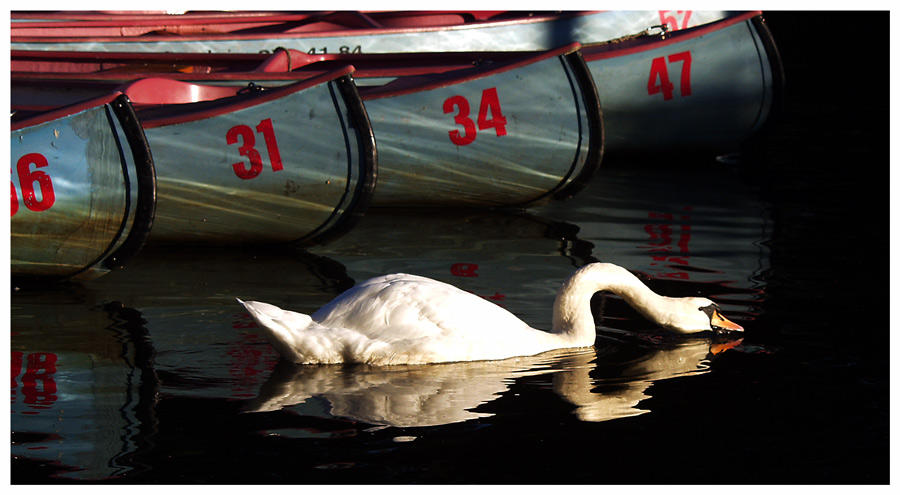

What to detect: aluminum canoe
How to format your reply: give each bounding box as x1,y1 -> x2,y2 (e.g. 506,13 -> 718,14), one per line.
11,10 -> 734,53
118,67 -> 377,244
357,43 -> 603,206
11,92 -> 156,280
582,11 -> 784,153
12,11 -> 781,157
13,45 -> 603,207
261,44 -> 605,206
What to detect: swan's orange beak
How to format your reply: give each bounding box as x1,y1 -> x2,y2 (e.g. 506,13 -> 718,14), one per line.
711,310 -> 744,332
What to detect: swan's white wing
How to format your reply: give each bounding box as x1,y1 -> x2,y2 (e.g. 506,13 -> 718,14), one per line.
310,274 -> 557,362
312,275 -> 526,337
240,274 -> 565,364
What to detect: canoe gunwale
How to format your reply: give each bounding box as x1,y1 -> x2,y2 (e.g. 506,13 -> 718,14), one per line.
357,43 -> 583,101
11,91 -> 122,130
581,10 -> 763,61
133,65 -> 357,128
10,11 -> 600,44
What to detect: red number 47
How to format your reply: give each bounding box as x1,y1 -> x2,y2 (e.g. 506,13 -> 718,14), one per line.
648,51 -> 693,101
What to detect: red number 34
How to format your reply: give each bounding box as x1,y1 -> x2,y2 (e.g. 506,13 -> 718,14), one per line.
443,87 -> 508,146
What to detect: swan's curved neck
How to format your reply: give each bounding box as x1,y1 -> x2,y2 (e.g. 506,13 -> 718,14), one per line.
551,263 -> 667,345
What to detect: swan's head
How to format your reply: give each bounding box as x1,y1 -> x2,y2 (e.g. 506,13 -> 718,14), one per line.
553,262 -> 744,337
663,297 -> 744,334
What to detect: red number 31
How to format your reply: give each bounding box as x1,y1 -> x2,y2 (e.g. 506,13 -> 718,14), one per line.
226,118 -> 284,180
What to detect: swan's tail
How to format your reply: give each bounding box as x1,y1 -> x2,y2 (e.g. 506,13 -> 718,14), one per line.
237,298 -> 316,362
237,298 -> 354,364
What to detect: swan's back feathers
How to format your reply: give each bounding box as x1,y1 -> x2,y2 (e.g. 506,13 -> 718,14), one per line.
239,274 -> 557,365
313,274 -> 529,339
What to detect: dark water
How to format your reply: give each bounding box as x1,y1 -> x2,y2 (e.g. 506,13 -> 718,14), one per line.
10,12 -> 889,484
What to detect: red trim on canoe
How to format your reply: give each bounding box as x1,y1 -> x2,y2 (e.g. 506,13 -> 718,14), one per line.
11,48 -> 523,80
11,11 -> 599,43
9,10 -> 509,32
11,91 -> 123,131
11,11 -> 322,23
359,43 -> 582,101
10,10 -> 508,24
11,48 -> 271,71
136,65 -> 355,128
582,11 -> 762,61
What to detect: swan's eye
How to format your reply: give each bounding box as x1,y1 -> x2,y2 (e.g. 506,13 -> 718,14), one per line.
700,304 -> 744,332
698,304 -> 718,318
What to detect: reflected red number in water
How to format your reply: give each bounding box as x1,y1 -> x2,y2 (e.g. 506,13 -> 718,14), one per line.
11,351 -> 58,409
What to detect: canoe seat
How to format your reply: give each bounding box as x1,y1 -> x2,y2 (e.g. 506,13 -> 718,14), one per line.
119,77 -> 240,105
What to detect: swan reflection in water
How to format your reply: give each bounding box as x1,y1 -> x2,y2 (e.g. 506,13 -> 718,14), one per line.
246,334 -> 742,427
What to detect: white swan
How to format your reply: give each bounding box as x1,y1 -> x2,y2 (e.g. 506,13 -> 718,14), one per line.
238,262 -> 743,365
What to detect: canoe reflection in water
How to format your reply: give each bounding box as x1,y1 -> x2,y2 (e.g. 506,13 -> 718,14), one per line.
247,334 -> 742,427
11,155 -> 767,478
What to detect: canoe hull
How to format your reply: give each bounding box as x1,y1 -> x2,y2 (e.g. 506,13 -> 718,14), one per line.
361,46 -> 603,206
11,93 -> 156,280
137,70 -> 376,244
584,12 -> 783,153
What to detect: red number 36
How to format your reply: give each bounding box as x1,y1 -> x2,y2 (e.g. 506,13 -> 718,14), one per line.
11,152 -> 56,217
